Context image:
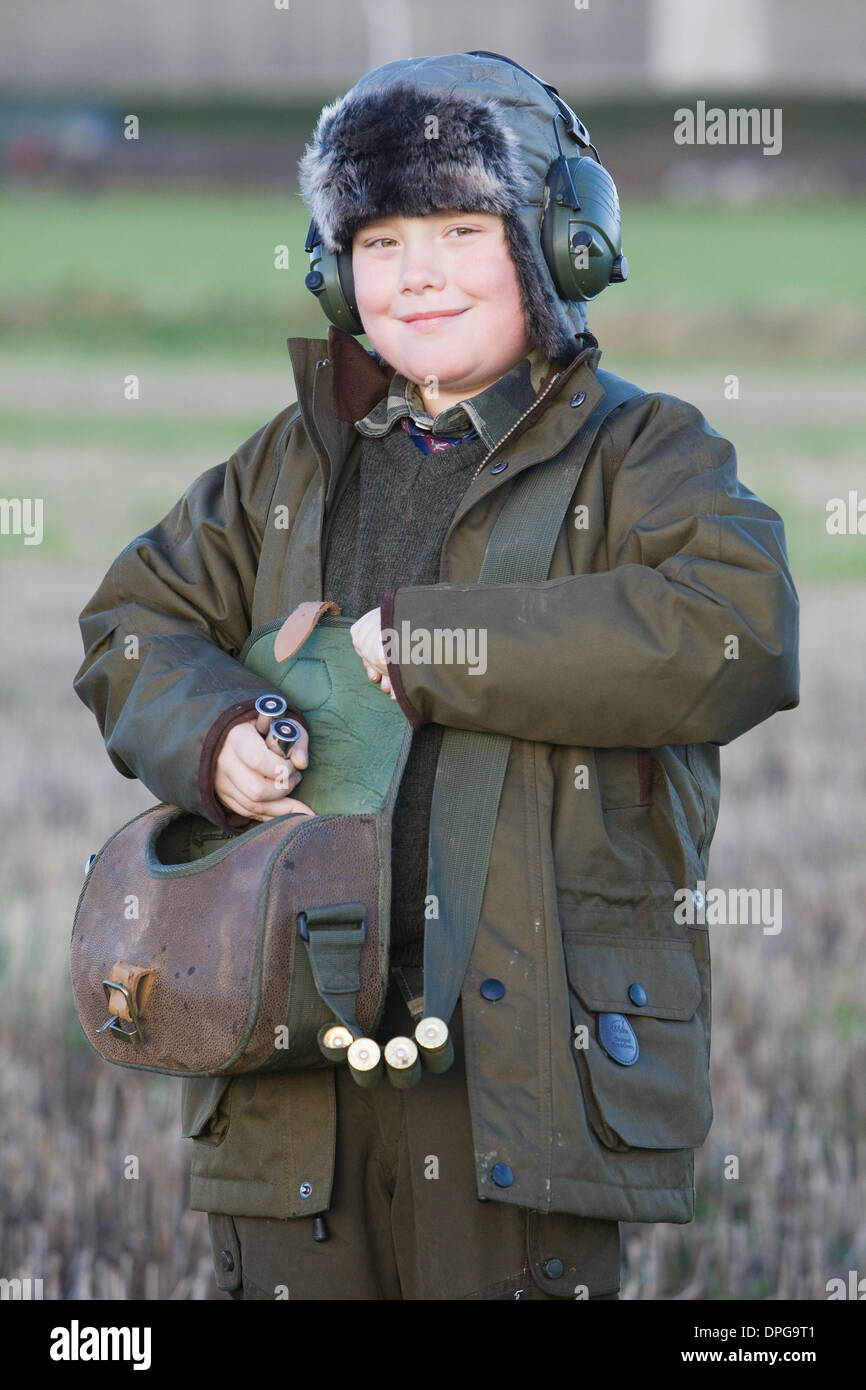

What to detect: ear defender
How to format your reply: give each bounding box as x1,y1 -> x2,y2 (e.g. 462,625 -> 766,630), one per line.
540,151 -> 629,302
304,219 -> 363,335
302,160 -> 626,336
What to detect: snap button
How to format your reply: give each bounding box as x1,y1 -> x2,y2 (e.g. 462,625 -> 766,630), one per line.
299,1182 -> 313,1199
490,460 -> 508,474
570,390 -> 586,408
694,889 -> 704,908
480,978 -> 506,1001
220,1250 -> 234,1272
628,982 -> 647,1007
491,1162 -> 514,1188
543,1258 -> 564,1279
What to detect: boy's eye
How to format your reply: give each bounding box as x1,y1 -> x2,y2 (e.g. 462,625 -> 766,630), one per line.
364,226 -> 478,248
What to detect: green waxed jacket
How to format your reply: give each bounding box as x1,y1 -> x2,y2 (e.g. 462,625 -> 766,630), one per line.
74,326 -> 799,1224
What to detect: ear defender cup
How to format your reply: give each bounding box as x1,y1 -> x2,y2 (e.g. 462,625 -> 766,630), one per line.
540,155 -> 629,302
465,49 -> 628,302
304,222 -> 363,335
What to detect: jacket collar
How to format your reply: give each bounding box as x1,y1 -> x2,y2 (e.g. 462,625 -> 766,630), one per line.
353,344 -> 554,452
286,326 -> 606,505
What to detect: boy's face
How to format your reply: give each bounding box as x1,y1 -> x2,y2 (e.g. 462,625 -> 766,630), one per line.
351,211 -> 533,412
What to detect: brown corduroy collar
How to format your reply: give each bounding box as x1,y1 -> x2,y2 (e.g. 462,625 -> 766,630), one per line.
328,326 -> 396,422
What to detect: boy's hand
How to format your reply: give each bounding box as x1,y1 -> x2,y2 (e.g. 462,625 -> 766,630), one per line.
351,607 -> 398,699
214,715 -> 315,822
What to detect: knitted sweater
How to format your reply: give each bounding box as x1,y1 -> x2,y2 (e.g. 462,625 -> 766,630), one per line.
323,348 -> 554,968
323,423 -> 490,966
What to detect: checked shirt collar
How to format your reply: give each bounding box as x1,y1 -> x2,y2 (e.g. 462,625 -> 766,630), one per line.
353,346 -> 553,451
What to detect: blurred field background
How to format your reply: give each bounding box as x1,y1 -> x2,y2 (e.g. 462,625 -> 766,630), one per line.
2,0 -> 865,1302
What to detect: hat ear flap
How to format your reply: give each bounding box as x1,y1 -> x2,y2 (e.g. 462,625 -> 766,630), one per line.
501,212 -> 583,361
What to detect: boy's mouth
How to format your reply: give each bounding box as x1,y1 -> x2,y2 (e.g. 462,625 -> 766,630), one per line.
399,308 -> 468,329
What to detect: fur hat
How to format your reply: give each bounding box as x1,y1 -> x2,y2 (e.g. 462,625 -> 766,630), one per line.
297,53 -> 590,360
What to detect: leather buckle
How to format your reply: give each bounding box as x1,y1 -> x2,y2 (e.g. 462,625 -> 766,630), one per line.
98,979 -> 144,1044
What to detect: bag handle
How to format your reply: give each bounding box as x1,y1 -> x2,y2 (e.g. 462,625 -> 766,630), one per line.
274,600 -> 342,662
422,370 -> 646,1025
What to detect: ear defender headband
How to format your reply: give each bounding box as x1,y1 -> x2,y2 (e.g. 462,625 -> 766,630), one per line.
302,50 -> 628,336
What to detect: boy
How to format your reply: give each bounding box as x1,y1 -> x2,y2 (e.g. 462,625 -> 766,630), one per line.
74,51 -> 800,1300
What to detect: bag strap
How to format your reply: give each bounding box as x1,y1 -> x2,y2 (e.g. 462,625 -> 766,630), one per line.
298,902 -> 370,1036
422,369 -> 645,1023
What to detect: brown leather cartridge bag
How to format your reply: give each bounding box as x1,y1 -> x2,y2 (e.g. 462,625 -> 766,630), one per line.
70,604 -> 411,1077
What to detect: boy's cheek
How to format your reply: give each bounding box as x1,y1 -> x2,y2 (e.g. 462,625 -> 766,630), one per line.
352,262 -> 392,313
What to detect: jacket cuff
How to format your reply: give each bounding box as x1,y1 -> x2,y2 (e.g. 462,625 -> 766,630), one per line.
381,588 -> 427,730
198,697 -> 311,831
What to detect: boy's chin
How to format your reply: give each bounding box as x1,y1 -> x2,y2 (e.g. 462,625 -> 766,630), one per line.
384,334 -> 489,384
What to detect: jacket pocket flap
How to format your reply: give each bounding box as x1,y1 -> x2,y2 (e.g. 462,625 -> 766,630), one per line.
563,936 -> 701,1021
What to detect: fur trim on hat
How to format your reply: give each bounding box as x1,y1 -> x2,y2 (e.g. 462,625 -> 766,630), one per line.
298,80 -> 583,360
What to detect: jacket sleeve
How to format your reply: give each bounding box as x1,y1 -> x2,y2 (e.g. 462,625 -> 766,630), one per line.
380,393 -> 800,748
73,408 -> 309,830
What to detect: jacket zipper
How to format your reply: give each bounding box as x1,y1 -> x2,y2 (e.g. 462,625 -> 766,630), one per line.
312,350 -> 584,498
309,350 -> 585,584
467,365 -> 569,489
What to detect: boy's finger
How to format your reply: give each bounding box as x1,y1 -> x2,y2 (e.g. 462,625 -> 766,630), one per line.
246,794 -> 316,821
264,723 -> 309,769
232,721 -> 298,779
224,742 -> 302,804
220,759 -> 278,813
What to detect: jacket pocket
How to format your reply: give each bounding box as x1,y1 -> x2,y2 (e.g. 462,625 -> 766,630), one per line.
180,1070 -> 336,1219
564,934 -> 712,1151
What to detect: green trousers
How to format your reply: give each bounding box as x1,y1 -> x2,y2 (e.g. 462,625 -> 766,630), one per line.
207,991 -> 621,1301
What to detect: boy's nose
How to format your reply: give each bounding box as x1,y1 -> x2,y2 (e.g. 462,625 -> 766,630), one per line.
397,259 -> 446,294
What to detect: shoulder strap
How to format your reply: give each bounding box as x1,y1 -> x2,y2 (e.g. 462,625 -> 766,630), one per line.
422,370 -> 645,1024
476,369 -> 644,584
